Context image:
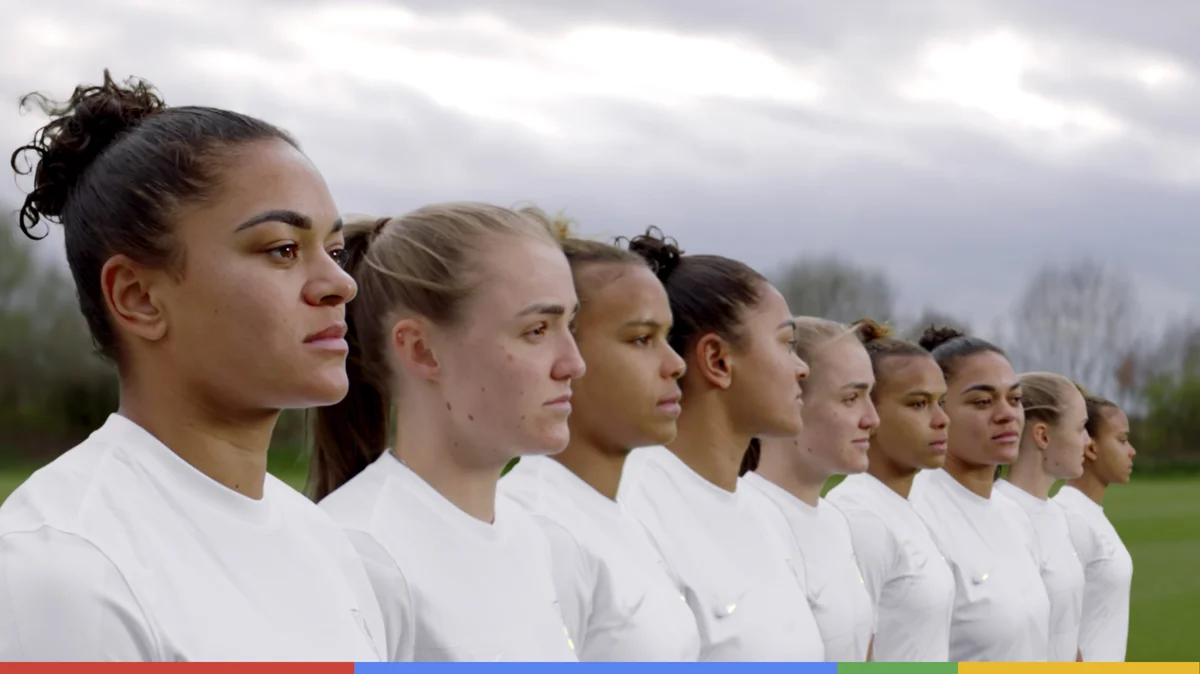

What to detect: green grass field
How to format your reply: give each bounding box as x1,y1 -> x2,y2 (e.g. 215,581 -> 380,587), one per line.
0,467 -> 1196,662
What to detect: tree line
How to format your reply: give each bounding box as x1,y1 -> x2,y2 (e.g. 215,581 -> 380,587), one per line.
2,213 -> 1196,468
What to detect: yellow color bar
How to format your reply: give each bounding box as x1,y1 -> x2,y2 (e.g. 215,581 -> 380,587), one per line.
960,664 -> 1199,674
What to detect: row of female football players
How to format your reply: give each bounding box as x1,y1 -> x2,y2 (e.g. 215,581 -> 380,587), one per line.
0,73 -> 1134,663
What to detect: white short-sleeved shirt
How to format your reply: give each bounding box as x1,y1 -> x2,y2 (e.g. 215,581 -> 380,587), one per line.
910,469 -> 1051,662
319,452 -> 577,663
616,446 -> 825,662
499,455 -> 701,661
994,480 -> 1086,662
1053,486 -> 1133,662
0,414 -> 386,662
826,473 -> 955,662
741,472 -> 875,662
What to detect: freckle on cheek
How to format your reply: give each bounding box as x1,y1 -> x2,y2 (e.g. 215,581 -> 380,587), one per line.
468,414 -> 475,421
446,402 -> 452,411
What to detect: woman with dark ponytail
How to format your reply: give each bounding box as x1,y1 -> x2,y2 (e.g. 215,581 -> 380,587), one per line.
908,326 -> 1050,662
615,228 -> 824,662
825,320 -> 955,662
0,71 -> 385,661
313,203 -> 586,662
1053,394 -> 1135,662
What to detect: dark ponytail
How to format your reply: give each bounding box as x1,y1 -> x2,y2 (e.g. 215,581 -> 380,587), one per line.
740,438 -> 761,476
307,218 -> 391,501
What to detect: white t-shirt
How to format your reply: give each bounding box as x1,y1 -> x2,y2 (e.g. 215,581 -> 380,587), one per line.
319,451 -> 577,662
616,446 -> 825,662
499,455 -> 702,661
741,472 -> 874,662
826,473 -> 955,662
910,469 -> 1051,662
0,414 -> 386,662
994,480 -> 1086,661
1053,485 -> 1133,662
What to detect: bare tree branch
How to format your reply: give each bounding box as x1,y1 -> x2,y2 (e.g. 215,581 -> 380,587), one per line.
1009,259 -> 1140,400
772,254 -> 896,323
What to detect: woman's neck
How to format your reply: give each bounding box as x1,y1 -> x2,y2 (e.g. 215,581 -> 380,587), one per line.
755,435 -> 827,507
393,400 -> 503,523
119,372 -> 278,499
1066,469 -> 1108,506
667,392 -> 746,493
944,452 -> 997,499
1005,445 -> 1057,500
550,429 -> 628,501
865,444 -> 920,499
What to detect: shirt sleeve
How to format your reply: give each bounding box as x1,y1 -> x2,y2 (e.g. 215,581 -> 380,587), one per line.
0,528 -> 159,661
839,509 -> 897,614
531,515 -> 596,652
343,530 -> 417,662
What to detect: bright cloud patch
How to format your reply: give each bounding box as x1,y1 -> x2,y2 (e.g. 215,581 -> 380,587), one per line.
901,31 -> 1124,138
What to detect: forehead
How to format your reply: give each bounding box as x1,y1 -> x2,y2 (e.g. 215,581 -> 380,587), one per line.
744,282 -> 789,328
580,264 -> 668,320
812,336 -> 872,383
1102,406 -> 1130,431
952,350 -> 1016,390
880,354 -> 944,392
186,140 -> 336,231
472,236 -> 575,314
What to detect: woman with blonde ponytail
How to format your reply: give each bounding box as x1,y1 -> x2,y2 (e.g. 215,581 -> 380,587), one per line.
312,203 -> 586,662
994,372 -> 1088,661
740,316 -> 878,663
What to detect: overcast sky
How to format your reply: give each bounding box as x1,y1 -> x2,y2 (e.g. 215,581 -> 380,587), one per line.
2,0 -> 1196,334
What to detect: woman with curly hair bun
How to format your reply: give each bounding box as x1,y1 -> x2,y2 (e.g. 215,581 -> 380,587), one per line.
908,326 -> 1050,662
0,71 -> 386,662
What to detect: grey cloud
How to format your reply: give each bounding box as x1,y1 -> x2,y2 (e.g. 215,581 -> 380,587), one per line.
1,0 -> 1195,333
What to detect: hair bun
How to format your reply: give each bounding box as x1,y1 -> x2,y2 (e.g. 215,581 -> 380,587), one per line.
853,318 -> 893,344
918,324 -> 966,352
625,226 -> 684,281
11,69 -> 165,238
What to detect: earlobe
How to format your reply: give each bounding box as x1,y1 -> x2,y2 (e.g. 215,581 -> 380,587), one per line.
1083,440 -> 1099,462
693,333 -> 733,390
101,254 -> 168,344
392,318 -> 440,381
